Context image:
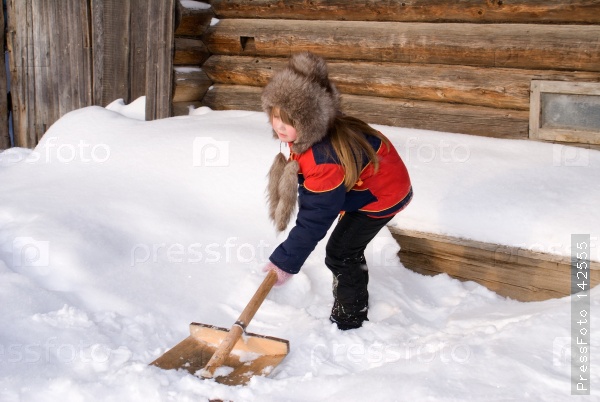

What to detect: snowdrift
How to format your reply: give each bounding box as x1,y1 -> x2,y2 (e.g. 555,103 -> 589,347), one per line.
0,102 -> 598,401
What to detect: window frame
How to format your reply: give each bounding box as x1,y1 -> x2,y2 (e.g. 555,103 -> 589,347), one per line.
529,80 -> 600,145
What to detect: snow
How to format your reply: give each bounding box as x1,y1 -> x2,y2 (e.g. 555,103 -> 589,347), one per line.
105,97 -> 147,121
180,0 -> 211,11
0,98 -> 598,401
390,129 -> 600,260
174,67 -> 203,74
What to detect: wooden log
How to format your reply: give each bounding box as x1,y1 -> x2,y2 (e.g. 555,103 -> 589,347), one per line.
210,0 -> 600,24
65,0 -> 93,110
91,0 -> 104,106
100,0 -> 131,106
176,0 -> 214,37
130,0 -> 150,101
342,94 -> 529,139
389,227 -> 600,302
203,19 -> 600,72
203,55 -> 600,110
0,4 -> 8,149
202,84 -> 262,111
202,55 -> 275,87
201,84 -> 529,139
174,38 -> 210,65
146,0 -> 176,120
31,0 -> 52,138
173,68 -> 212,102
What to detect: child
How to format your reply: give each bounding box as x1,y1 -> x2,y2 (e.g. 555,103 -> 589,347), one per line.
261,52 -> 412,330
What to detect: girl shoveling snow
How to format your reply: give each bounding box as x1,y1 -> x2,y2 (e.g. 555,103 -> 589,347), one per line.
261,52 -> 413,330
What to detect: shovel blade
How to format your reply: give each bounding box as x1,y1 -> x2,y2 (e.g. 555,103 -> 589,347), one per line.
150,322 -> 289,386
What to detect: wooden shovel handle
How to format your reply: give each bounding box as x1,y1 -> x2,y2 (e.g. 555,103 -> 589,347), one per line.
201,269 -> 278,378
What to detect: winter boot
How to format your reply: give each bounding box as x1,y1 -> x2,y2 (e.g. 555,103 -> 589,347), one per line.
328,256 -> 370,330
330,298 -> 368,330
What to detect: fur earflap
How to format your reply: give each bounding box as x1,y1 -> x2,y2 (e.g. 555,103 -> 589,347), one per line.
274,160 -> 299,232
267,153 -> 288,223
267,154 -> 299,232
261,52 -> 341,154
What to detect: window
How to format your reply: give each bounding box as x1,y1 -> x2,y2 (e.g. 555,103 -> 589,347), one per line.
530,81 -> 600,145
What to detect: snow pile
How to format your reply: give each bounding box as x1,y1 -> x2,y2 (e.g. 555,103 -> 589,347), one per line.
0,100 -> 598,401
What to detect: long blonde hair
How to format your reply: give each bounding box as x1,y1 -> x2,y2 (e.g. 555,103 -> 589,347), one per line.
330,115 -> 389,190
272,109 -> 389,191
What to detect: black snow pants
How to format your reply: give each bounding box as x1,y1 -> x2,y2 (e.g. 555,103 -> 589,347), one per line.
325,211 -> 393,330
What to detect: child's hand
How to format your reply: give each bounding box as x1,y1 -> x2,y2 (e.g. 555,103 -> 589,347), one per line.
262,262 -> 293,286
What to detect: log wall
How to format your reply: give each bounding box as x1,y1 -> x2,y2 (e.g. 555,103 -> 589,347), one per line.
171,0 -> 600,145
172,1 -> 213,115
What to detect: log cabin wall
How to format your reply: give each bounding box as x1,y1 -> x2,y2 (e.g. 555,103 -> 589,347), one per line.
172,1 -> 214,116
173,0 -> 600,148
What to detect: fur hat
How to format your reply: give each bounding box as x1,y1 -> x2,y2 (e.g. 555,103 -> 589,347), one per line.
262,52 -> 341,232
261,52 -> 341,154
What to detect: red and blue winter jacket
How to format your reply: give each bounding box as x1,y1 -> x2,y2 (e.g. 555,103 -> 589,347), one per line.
270,132 -> 412,274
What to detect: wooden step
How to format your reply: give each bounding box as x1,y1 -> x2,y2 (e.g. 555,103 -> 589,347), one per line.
389,227 -> 600,302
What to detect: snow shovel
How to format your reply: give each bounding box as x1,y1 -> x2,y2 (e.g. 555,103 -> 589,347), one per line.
150,270 -> 289,385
